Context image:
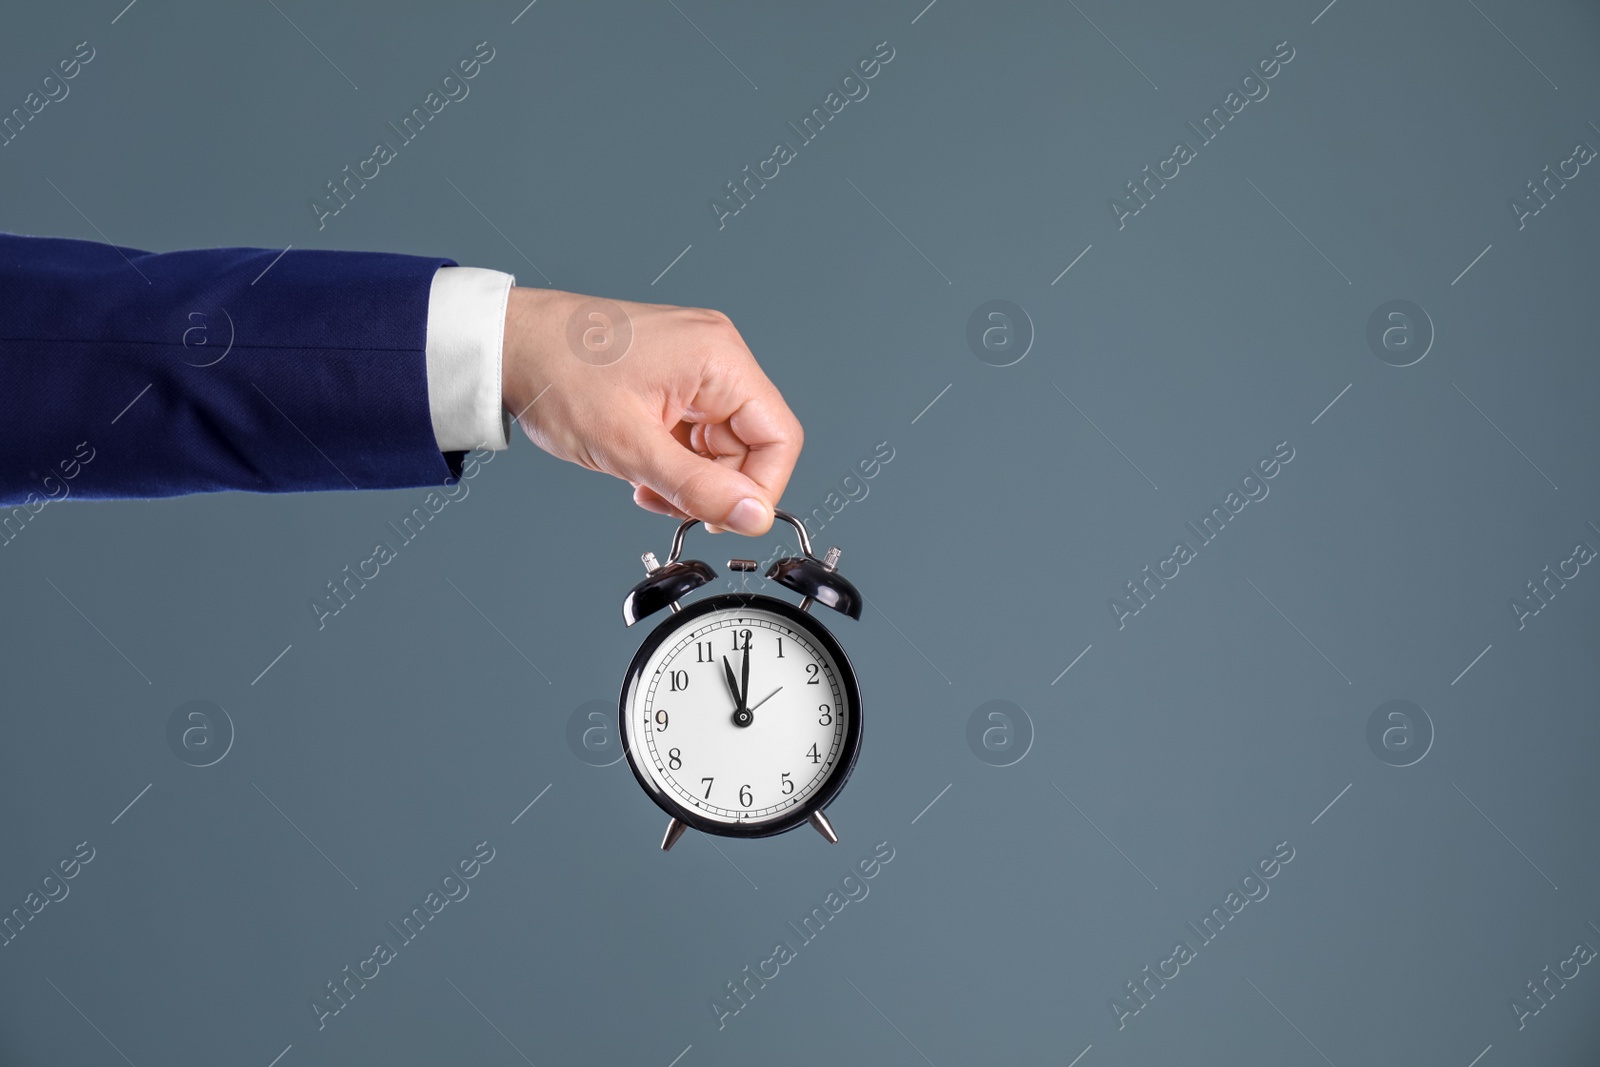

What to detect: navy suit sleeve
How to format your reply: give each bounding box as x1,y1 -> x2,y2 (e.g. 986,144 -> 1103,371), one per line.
0,233 -> 469,506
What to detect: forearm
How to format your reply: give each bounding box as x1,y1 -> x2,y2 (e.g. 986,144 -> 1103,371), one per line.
0,233 -> 459,505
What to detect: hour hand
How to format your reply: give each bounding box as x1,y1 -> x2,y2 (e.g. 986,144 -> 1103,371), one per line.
724,655 -> 753,727
722,656 -> 743,708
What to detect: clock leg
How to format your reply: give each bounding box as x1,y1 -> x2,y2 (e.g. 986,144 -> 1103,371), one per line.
808,810 -> 839,844
661,817 -> 688,852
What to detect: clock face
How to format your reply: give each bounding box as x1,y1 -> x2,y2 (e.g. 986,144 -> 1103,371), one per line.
620,595 -> 860,834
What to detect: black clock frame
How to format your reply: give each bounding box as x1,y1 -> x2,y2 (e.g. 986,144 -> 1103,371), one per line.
618,592 -> 863,839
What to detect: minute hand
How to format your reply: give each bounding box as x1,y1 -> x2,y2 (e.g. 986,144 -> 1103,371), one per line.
740,644 -> 750,709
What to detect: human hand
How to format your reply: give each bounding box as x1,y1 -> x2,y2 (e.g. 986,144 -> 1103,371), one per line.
500,287 -> 803,536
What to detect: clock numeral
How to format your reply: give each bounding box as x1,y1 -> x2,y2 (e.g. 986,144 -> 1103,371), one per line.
805,663 -> 820,685
695,641 -> 713,663
730,628 -> 752,651
668,669 -> 689,692
781,772 -> 793,795
739,784 -> 752,807
806,743 -> 822,765
818,704 -> 832,726
654,709 -> 668,731
668,747 -> 681,770
776,637 -> 785,658
701,777 -> 714,799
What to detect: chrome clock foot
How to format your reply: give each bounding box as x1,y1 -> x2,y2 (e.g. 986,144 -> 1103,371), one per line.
808,810 -> 838,843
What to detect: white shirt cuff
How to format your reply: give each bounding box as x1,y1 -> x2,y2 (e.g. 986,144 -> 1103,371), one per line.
424,266 -> 516,453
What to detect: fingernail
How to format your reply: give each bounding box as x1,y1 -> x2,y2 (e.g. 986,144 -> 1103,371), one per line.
726,498 -> 768,536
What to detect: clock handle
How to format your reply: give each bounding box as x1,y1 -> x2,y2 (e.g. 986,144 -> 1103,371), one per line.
664,508 -> 818,565
653,508 -> 858,619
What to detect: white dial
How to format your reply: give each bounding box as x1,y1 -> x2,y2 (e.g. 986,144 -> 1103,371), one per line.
624,605 -> 849,826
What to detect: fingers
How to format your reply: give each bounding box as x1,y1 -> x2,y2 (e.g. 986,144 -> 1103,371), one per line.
653,365 -> 801,532
621,422 -> 776,536
632,484 -> 685,519
686,422 -> 749,533
687,374 -> 802,510
724,391 -> 803,508
637,432 -> 740,530
674,333 -> 803,512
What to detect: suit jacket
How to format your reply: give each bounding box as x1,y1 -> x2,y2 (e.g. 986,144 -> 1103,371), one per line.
0,233 -> 465,509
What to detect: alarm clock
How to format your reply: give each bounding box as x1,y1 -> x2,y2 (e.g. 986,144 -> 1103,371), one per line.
618,509 -> 863,851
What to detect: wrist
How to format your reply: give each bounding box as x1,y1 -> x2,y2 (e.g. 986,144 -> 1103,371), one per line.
501,285 -> 567,419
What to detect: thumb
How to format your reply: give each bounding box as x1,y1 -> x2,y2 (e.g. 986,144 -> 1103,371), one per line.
622,425 -> 775,536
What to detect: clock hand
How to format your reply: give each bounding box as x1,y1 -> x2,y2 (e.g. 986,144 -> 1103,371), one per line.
740,643 -> 750,709
748,686 -> 783,711
724,655 -> 752,727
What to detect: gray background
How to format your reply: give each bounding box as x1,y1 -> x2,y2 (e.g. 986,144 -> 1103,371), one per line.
2,0 -> 1598,1064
